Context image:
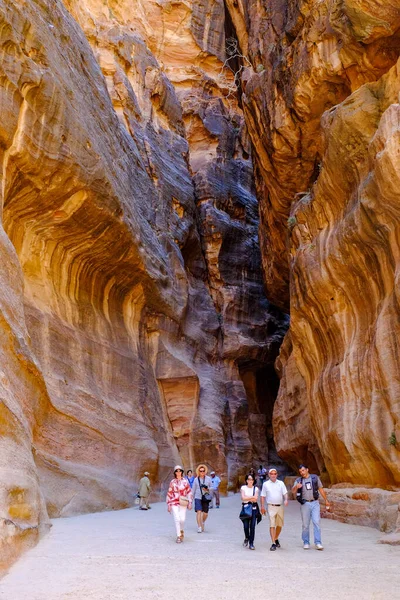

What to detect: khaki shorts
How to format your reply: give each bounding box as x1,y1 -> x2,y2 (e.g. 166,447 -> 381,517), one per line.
267,504 -> 284,527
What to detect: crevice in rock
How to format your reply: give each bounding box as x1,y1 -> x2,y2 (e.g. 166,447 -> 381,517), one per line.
238,361 -> 292,476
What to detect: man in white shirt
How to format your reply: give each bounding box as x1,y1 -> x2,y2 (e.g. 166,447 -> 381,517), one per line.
260,468 -> 288,551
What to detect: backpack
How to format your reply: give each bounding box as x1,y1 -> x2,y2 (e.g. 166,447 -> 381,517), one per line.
296,474 -> 319,504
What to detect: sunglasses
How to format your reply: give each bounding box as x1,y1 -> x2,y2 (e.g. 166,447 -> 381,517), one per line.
175,469 -> 183,472
199,469 -> 205,472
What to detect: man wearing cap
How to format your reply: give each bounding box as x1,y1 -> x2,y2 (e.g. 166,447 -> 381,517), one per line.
260,468 -> 288,551
292,464 -> 330,550
138,471 -> 152,510
209,471 -> 221,509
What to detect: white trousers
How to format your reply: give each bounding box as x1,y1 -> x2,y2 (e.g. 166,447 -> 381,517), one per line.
171,505 -> 187,537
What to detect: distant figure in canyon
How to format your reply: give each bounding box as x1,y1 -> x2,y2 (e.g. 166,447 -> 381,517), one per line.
209,471 -> 221,508
191,464 -> 212,533
166,465 -> 193,543
257,464 -> 267,488
292,464 -> 331,550
260,467 -> 288,551
185,469 -> 195,488
138,471 -> 152,510
248,468 -> 257,482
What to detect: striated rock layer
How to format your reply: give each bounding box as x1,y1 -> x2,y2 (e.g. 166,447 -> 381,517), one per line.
0,0 -> 288,566
224,0 -> 400,499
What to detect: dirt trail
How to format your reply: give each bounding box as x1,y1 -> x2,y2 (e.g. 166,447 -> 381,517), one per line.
0,495 -> 399,599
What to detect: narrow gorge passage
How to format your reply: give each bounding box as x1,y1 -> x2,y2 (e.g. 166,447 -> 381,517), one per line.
1,496 -> 399,600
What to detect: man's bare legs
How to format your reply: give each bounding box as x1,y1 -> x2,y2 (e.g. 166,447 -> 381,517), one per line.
270,525 -> 282,543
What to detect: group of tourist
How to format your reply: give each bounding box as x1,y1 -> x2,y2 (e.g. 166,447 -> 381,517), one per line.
165,464 -> 220,542
137,463 -> 330,549
239,464 -> 329,551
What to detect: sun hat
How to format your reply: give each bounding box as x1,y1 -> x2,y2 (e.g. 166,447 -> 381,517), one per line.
196,464 -> 208,476
268,468 -> 278,474
174,465 -> 184,473
144,471 -> 150,475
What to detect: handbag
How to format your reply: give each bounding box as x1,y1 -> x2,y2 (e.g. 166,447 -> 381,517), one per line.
239,486 -> 261,522
179,495 -> 189,507
239,502 -> 253,520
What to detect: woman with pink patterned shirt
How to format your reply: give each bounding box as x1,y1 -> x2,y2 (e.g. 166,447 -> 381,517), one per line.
166,465 -> 193,543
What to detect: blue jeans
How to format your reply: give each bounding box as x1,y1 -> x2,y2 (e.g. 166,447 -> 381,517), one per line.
300,501 -> 321,545
242,510 -> 257,545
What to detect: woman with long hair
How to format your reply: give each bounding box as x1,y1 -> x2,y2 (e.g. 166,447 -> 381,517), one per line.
166,465 -> 193,543
240,473 -> 260,550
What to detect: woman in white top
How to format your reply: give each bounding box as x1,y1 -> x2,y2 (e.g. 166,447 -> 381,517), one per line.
240,474 -> 259,550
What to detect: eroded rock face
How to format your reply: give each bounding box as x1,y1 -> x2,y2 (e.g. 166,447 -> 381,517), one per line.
224,0 -> 400,491
0,0 -> 287,564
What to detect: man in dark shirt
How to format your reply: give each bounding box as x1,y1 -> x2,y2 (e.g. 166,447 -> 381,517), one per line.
292,464 -> 330,550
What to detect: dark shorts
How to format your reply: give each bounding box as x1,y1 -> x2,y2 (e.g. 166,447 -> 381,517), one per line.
195,498 -> 210,513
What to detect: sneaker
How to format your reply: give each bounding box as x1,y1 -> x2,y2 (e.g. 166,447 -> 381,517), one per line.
197,527 -> 202,533
249,544 -> 255,550
176,536 -> 182,544
270,544 -> 277,551
139,507 -> 148,511
275,539 -> 281,548
243,538 -> 249,547
315,543 -> 324,550
303,543 -> 310,549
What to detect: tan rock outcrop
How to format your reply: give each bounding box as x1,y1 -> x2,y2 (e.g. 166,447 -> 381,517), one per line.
326,487 -> 400,533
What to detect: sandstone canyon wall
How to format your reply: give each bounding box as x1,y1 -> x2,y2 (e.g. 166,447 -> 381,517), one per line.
223,0 -> 400,498
2,0 -> 400,568
0,0 -> 288,568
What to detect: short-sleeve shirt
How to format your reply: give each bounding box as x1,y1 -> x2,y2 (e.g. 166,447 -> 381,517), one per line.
210,476 -> 221,490
260,479 -> 287,504
241,485 -> 259,500
295,475 -> 323,501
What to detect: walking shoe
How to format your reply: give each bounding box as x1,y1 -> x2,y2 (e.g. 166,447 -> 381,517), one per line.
197,527 -> 202,533
303,543 -> 310,549
139,507 -> 148,510
270,544 -> 277,551
243,538 -> 249,547
315,543 -> 324,550
249,544 -> 255,550
176,536 -> 182,543
275,539 -> 281,548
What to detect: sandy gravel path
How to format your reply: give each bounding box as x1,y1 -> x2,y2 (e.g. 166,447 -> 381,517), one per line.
0,495 -> 399,600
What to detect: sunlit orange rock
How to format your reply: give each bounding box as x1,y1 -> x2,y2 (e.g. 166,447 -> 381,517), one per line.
0,0 -> 287,567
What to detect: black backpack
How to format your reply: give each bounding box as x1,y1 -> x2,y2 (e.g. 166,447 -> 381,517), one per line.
296,474 -> 319,504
